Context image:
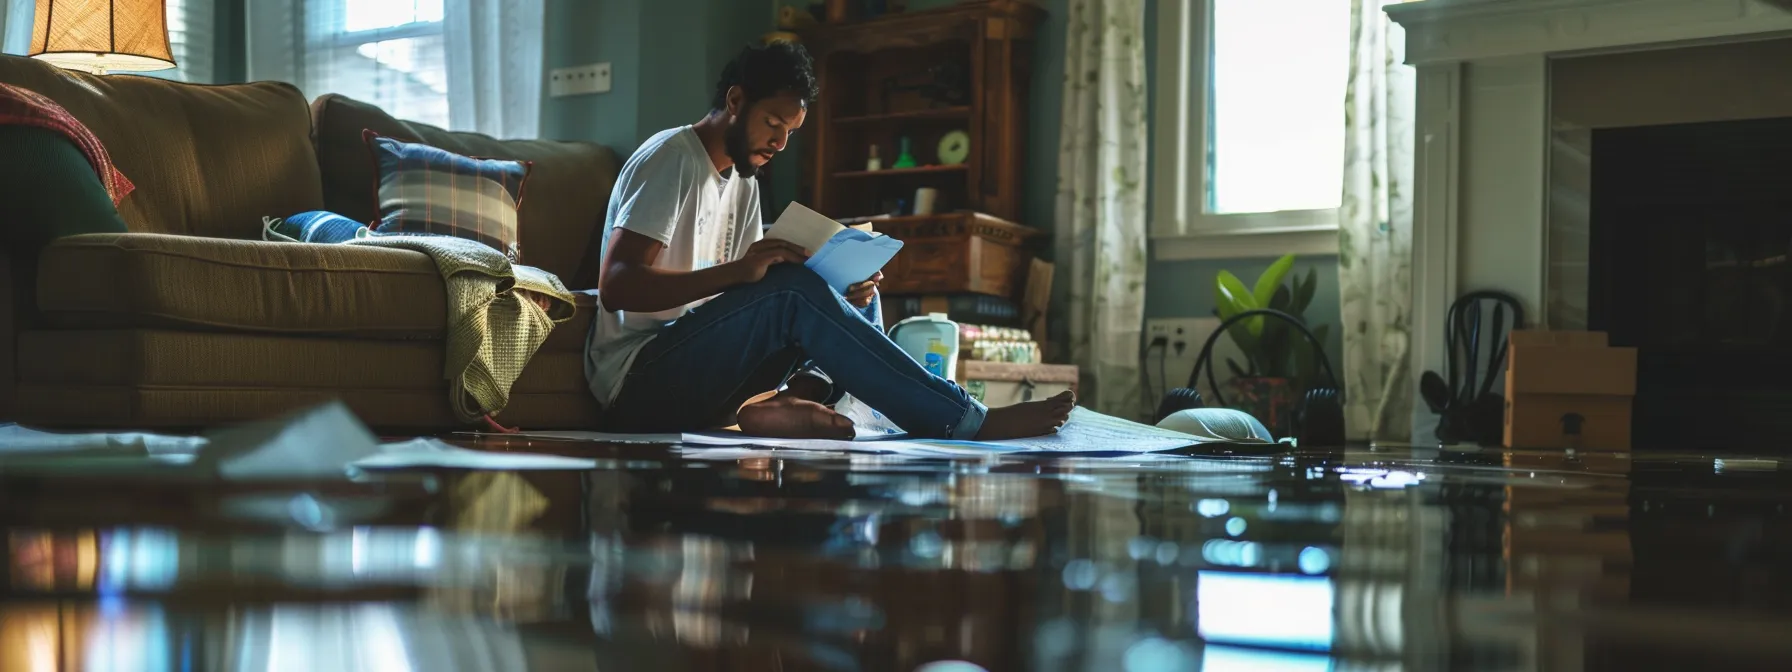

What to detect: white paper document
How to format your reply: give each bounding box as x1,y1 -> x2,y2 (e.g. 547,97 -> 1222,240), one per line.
0,403 -> 598,478
838,393 -> 905,437
354,438 -> 597,470
0,424 -> 208,456
491,408 -> 1209,456
493,429 -> 1000,457
765,202 -> 903,293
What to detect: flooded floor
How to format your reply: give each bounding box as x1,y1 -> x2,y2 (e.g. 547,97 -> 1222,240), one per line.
2,439 -> 1789,671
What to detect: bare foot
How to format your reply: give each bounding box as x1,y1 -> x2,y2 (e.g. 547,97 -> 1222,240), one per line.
737,394 -> 855,439
975,391 -> 1075,440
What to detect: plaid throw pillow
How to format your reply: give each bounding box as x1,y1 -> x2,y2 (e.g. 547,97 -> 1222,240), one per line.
363,130 -> 531,259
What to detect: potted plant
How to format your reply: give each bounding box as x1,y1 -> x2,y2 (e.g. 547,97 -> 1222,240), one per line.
1213,254 -> 1330,435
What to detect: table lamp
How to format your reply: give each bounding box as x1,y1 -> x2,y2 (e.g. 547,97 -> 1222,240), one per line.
27,0 -> 176,75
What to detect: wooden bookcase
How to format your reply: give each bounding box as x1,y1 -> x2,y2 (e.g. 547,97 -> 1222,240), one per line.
799,0 -> 1046,300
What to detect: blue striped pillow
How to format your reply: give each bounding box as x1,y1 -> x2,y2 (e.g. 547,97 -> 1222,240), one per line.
363,130 -> 531,259
264,211 -> 370,243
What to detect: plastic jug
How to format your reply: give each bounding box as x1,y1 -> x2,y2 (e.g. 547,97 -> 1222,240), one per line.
890,313 -> 960,380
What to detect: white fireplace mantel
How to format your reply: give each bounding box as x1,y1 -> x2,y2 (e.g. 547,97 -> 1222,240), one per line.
1389,0 -> 1792,64
1385,0 -> 1792,442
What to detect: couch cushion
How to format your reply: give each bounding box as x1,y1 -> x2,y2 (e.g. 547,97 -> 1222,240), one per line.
13,329 -> 600,430
542,301 -> 595,353
36,233 -> 445,338
0,55 -> 325,239
311,93 -> 619,286
12,385 -> 601,431
19,330 -> 438,389
13,385 -> 464,431
18,329 -> 588,394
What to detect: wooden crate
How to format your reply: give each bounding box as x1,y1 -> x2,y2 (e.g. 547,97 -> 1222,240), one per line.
875,212 -> 1040,297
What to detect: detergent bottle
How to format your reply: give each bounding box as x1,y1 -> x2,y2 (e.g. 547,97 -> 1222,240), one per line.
889,313 -> 960,380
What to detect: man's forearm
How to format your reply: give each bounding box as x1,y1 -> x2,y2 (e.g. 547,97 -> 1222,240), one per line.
601,262 -> 743,313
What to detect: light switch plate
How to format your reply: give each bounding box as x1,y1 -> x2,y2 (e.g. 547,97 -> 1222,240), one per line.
549,63 -> 612,97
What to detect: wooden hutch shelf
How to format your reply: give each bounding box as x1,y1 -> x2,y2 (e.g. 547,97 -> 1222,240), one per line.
799,0 -> 1046,301
833,106 -> 972,125
833,164 -> 969,179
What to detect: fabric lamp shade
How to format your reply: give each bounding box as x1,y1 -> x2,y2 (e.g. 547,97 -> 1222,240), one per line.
29,0 -> 176,74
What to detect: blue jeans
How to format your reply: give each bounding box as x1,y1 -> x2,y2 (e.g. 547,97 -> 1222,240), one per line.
598,265 -> 987,439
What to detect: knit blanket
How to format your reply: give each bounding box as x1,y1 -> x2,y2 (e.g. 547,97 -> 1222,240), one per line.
346,235 -> 577,422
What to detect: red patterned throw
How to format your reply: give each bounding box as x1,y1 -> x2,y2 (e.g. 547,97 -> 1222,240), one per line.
0,82 -> 134,205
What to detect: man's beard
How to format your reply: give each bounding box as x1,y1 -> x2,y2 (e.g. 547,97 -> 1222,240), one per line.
724,120 -> 761,178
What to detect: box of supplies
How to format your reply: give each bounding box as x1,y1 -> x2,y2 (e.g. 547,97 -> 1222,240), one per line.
1504,330 -> 1636,450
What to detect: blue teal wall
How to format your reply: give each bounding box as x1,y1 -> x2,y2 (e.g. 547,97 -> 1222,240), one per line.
542,0 -> 784,150
542,0 -> 644,151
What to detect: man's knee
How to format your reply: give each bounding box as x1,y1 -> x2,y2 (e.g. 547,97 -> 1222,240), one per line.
759,264 -> 834,297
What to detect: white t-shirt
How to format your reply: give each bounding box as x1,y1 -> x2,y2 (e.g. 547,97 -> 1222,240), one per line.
585,125 -> 763,405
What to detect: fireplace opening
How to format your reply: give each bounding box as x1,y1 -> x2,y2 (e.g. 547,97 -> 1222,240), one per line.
1589,116 -> 1792,450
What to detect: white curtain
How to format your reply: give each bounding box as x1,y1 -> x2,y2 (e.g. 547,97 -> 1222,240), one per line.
1338,0 -> 1416,441
1054,0 -> 1148,418
444,0 -> 543,139
150,0 -> 217,83
0,0 -> 35,54
247,0 -> 543,139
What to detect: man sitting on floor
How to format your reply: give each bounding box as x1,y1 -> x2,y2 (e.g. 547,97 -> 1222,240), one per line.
584,41 -> 1071,440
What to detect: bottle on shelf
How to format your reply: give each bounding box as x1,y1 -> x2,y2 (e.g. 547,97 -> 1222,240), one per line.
892,136 -> 918,169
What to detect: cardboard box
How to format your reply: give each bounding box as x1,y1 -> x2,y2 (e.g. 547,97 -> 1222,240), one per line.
1504,330 -> 1637,450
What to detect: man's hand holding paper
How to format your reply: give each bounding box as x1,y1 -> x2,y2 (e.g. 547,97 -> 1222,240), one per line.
764,202 -> 904,295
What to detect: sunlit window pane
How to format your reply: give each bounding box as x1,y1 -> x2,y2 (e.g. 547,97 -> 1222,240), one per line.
1208,0 -> 1350,214
346,0 -> 445,32
305,34 -> 450,129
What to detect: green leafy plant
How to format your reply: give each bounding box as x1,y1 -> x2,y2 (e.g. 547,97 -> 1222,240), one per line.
1213,254 -> 1330,384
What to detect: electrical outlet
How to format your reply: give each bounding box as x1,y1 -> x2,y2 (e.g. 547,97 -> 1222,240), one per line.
548,63 -> 612,97
1144,317 -> 1246,402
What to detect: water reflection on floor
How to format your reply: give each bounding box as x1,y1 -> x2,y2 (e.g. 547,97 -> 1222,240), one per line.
2,441 -> 1791,671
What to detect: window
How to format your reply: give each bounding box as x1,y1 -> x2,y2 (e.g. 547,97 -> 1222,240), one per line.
150,0 -> 216,83
251,0 -> 543,138
1153,0 -> 1351,260
297,0 -> 449,128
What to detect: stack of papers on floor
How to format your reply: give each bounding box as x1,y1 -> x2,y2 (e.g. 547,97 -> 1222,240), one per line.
0,402 -> 596,479
509,407 -> 1222,456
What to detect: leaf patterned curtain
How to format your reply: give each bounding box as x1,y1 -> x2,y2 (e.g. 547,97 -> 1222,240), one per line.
1339,0 -> 1417,440
1055,0 -> 1148,418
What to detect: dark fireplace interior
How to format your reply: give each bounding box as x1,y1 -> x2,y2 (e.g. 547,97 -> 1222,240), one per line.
1589,116 -> 1792,450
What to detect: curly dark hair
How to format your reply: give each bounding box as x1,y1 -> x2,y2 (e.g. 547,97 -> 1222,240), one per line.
710,41 -> 820,112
